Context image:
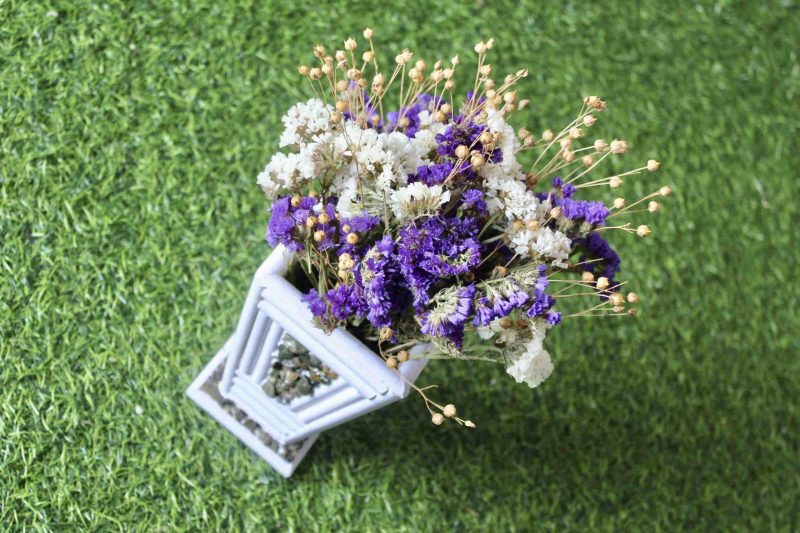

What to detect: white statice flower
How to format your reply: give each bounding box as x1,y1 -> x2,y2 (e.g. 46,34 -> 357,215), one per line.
279,98 -> 335,148
481,164 -> 545,221
510,225 -> 572,268
389,182 -> 451,220
477,317 -> 518,344
257,152 -> 310,196
485,109 -> 522,174
506,319 -> 554,388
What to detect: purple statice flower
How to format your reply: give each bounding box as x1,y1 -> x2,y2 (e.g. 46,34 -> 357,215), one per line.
535,264 -> 549,292
356,236 -> 410,329
414,162 -> 454,186
546,311 -> 562,326
562,183 -> 576,198
420,284 -> 476,348
584,201 -> 610,226
434,117 -> 503,164
302,289 -> 327,317
266,195 -> 318,251
577,231 -> 622,286
560,198 -> 587,221
397,215 -> 482,309
472,296 -> 494,327
460,188 -> 488,215
551,176 -> 564,188
387,93 -> 445,137
325,284 -> 366,321
526,289 -> 555,318
554,197 -> 610,226
338,212 -> 382,255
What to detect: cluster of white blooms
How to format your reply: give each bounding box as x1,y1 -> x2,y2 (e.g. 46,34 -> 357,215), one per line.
508,224 -> 572,267
389,183 -> 451,220
476,317 -> 519,344
278,99 -> 335,148
505,319 -> 554,388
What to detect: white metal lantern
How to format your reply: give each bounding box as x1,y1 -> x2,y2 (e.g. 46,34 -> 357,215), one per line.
186,245 -> 428,477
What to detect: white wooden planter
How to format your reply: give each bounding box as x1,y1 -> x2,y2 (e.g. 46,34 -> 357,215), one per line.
187,244 -> 428,477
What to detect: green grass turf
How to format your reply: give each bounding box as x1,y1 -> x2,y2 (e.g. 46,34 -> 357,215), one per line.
2,0 -> 799,530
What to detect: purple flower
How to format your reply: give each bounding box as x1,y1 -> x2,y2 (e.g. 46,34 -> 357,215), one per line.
546,311 -> 562,326
577,231 -> 621,284
387,93 -> 445,137
266,195 -> 318,252
472,296 -> 494,326
460,189 -> 488,215
414,162 -> 454,186
551,176 -> 564,188
325,284 -> 366,321
420,285 -> 476,348
562,183 -> 576,198
526,290 -> 555,318
302,289 -> 327,317
435,117 -> 503,165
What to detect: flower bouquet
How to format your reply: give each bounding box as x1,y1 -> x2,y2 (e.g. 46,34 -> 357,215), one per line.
188,29 -> 670,475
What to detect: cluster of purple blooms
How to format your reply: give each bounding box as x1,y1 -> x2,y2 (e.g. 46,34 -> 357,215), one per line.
266,96 -> 621,349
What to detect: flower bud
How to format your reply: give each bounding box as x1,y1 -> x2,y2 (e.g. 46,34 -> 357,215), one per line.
628,308 -> 638,317
581,155 -> 594,167
637,225 -> 651,237
503,91 -> 516,104
291,195 -> 302,207
627,292 -> 639,303
613,197 -> 625,209
474,41 -> 488,54
432,413 -> 445,425
464,420 -> 476,428
444,80 -> 455,90
313,230 -> 326,242
596,277 -> 610,290
647,159 -> 660,172
298,65 -> 310,76
439,103 -> 452,115
305,216 -> 318,228
443,404 -> 457,418
470,153 -> 485,168
380,327 -> 393,342
415,59 -> 426,71
362,51 -> 374,62
583,115 -> 597,127
385,356 -> 398,369
569,126 -> 583,139
648,201 -> 661,213
329,111 -> 342,124
397,350 -> 409,362
659,186 -> 672,197
610,292 -> 625,306
346,232 -> 359,244
550,206 -> 562,219
344,37 -> 357,51
335,50 -> 347,62
479,131 -> 493,144
363,27 -> 374,40
609,177 -> 623,188
594,139 -> 607,151
610,139 -> 628,154
318,212 -> 330,224
309,67 -> 322,80
581,271 -> 595,282
313,44 -> 325,58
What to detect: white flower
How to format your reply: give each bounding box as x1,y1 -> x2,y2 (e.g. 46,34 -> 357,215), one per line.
506,319 -> 554,388
477,317 -> 518,344
279,98 -> 335,148
509,226 -> 572,267
257,152 -> 308,196
485,109 -> 522,174
389,183 -> 451,220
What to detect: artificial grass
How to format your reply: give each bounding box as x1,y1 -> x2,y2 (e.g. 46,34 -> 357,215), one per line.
2,0 -> 799,530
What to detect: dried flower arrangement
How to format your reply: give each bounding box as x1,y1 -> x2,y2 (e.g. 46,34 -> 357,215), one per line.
256,30 -> 670,427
